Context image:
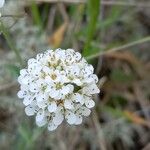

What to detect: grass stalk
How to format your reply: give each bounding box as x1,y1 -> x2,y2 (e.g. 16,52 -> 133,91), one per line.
0,21 -> 23,66
86,36 -> 150,60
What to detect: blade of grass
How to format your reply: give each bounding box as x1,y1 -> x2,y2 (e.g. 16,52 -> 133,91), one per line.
0,21 -> 23,66
83,0 -> 100,56
98,5 -> 122,30
86,36 -> 150,60
31,1 -> 43,30
92,110 -> 107,150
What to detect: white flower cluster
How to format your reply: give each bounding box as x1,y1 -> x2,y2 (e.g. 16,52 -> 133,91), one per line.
17,49 -> 100,131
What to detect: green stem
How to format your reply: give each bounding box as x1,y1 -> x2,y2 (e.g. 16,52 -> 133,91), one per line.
0,21 -> 23,66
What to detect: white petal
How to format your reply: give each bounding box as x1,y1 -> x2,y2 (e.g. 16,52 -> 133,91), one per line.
20,69 -> 28,76
73,79 -> 83,86
85,65 -> 94,75
82,84 -> 100,95
66,112 -> 76,125
48,101 -> 57,112
74,115 -> 82,125
53,112 -> 64,126
61,86 -> 70,95
29,84 -> 39,93
45,76 -> 53,83
17,90 -> 25,98
72,93 -> 84,105
85,98 -> 95,108
42,66 -> 51,74
18,76 -> 23,84
31,67 -> 41,76
66,84 -> 74,93
74,52 -> 81,61
49,89 -> 59,98
37,100 -> 47,108
28,58 -> 36,65
48,122 -> 58,131
36,117 -> 47,127
54,92 -> 62,99
66,48 -> 75,53
22,76 -> 30,85
25,106 -> 35,116
64,99 -> 74,109
23,97 -> 33,106
36,79 -> 46,87
36,93 -> 48,102
83,77 -> 94,84
80,107 -> 91,116
36,110 -> 45,122
36,93 -> 48,108
91,74 -> 99,83
56,105 -> 64,113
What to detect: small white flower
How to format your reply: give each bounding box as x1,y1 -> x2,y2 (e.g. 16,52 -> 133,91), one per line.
48,101 -> 57,112
65,111 -> 77,125
18,48 -> 100,131
64,99 -> 74,109
36,109 -> 47,127
25,100 -> 39,116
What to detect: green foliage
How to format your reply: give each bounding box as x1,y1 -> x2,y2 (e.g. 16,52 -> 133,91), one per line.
111,94 -> 128,107
5,64 -> 20,78
83,0 -> 100,56
16,124 -> 45,150
98,5 -> 122,30
31,1 -> 43,30
18,125 -> 31,144
42,4 -> 50,28
103,106 -> 126,118
111,68 -> 135,83
103,119 -> 134,147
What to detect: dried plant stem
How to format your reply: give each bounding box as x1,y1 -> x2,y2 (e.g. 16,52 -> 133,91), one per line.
96,0 -> 105,74
0,21 -> 23,66
35,0 -> 85,3
56,125 -> 67,150
92,110 -> 107,150
36,0 -> 150,7
86,36 -> 150,60
1,14 -> 25,18
102,1 -> 150,7
142,143 -> 150,150
57,3 -> 69,22
0,81 -> 17,92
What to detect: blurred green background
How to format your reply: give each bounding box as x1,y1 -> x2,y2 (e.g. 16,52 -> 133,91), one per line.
0,0 -> 150,150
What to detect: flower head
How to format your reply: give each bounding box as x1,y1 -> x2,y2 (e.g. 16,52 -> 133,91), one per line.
17,48 -> 100,131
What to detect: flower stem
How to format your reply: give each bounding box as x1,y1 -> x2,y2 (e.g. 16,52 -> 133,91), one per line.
0,21 -> 23,66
